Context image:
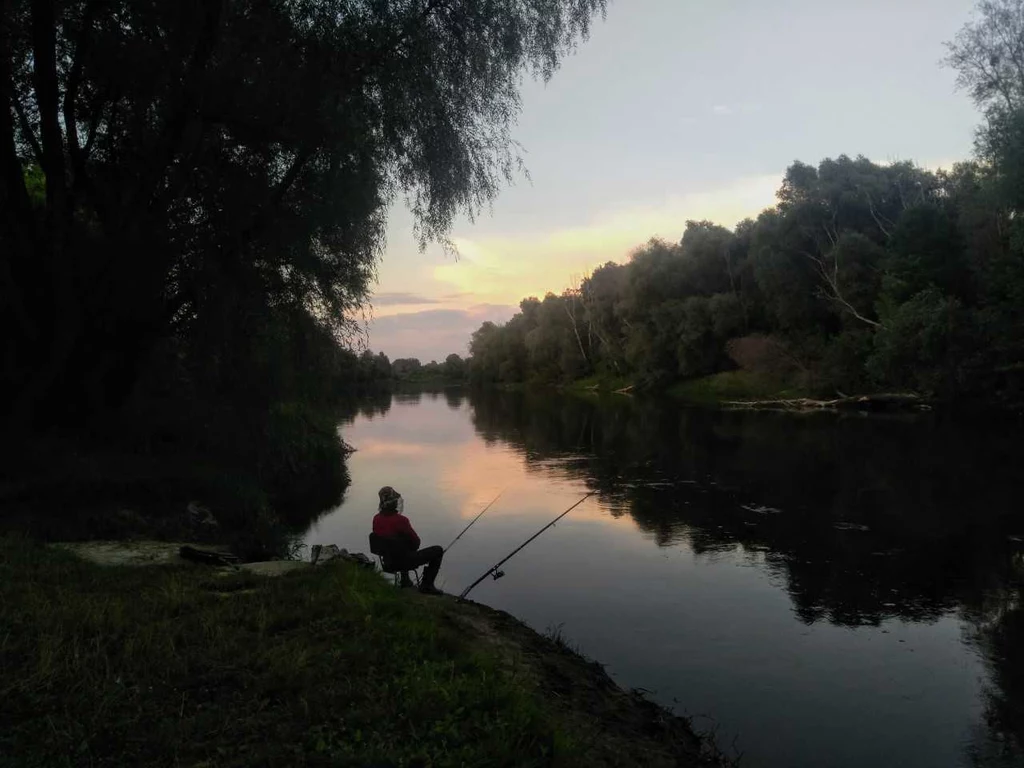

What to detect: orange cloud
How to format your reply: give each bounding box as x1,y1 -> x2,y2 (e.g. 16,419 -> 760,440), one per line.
432,173 -> 782,305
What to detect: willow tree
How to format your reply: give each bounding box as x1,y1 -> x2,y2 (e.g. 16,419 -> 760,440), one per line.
0,0 -> 606,430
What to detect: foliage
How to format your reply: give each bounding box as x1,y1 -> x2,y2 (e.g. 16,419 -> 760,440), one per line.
1,0 -> 606,427
868,289 -> 970,394
391,353 -> 468,384
666,370 -> 807,405
944,0 -> 1024,120
464,1 -> 1024,404
0,0 -> 606,533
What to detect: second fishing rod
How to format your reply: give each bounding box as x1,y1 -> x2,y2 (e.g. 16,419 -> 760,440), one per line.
444,489 -> 504,553
458,491 -> 595,601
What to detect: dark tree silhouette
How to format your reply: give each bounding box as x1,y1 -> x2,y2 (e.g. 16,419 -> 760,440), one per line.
0,0 -> 606,431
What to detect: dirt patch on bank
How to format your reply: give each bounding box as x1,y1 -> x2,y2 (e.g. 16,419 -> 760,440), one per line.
50,540 -> 310,578
50,539 -> 230,566
440,597 -> 731,767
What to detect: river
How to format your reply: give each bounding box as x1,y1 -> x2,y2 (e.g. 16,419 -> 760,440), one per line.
304,387 -> 1024,768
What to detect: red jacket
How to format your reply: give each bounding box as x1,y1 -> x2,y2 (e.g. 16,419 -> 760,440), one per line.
372,512 -> 421,550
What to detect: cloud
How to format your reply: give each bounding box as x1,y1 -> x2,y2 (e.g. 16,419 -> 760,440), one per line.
431,172 -> 782,305
372,292 -> 442,306
367,305 -> 517,361
711,104 -> 734,116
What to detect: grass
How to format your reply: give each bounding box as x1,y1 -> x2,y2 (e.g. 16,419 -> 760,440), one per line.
544,623 -> 583,656
562,370 -> 806,404
666,370 -> 808,405
0,536 -> 579,767
565,374 -> 633,394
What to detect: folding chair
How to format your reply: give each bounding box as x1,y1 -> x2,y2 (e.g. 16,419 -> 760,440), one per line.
368,533 -> 421,587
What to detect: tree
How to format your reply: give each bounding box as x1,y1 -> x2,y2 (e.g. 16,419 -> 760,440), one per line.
868,289 -> 970,395
443,353 -> 466,381
945,3 -> 1024,391
459,2 -> 1024,404
580,261 -> 629,373
946,1 -> 1024,213
0,0 -> 607,431
945,0 -> 1024,119
391,358 -> 423,380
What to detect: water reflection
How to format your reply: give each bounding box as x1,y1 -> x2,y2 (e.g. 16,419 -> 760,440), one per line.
964,576 -> 1024,766
470,389 -> 1023,622
313,387 -> 1024,767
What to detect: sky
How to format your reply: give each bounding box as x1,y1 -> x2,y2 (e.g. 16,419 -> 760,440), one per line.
366,0 -> 982,362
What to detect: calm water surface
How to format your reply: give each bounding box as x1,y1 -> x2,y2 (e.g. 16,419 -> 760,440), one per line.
305,389 -> 1024,768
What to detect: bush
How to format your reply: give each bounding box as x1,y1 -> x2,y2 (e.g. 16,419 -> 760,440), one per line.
726,334 -> 800,376
868,288 -> 970,394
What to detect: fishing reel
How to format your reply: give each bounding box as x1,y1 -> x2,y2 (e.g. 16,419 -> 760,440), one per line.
491,568 -> 505,581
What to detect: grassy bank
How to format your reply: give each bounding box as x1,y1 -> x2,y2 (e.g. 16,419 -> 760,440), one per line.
562,371 -> 805,404
0,537 -> 719,767
665,371 -> 809,405
565,374 -> 634,394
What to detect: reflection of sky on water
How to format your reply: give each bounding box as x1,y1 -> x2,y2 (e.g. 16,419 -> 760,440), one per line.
305,392 -> 1017,768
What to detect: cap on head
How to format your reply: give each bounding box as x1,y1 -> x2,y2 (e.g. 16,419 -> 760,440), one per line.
378,486 -> 400,513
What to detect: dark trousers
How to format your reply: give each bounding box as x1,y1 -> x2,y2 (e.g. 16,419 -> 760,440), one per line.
397,545 -> 443,586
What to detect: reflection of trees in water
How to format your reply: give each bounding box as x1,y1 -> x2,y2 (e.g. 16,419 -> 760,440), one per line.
466,388 -> 1024,759
444,388 -> 464,411
961,552 -> 1024,767
467,388 -> 1024,627
391,387 -> 468,410
338,390 -> 392,421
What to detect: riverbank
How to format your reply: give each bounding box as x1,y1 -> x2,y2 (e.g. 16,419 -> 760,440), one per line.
0,536 -> 726,767
567,370 -> 808,404
0,396 -> 362,562
563,371 -> 949,412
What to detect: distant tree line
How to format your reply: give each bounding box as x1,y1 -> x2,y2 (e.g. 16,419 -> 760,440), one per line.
466,1 -> 1024,406
391,354 -> 468,383
354,350 -> 468,386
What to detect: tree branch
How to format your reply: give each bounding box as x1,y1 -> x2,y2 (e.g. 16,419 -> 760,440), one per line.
11,95 -> 43,167
562,285 -> 588,364
81,96 -> 104,158
223,144 -> 315,255
862,189 -> 892,239
271,146 -> 314,209
138,0 -> 225,208
821,221 -> 837,247
31,0 -> 68,230
63,0 -> 101,191
798,248 -> 881,329
0,0 -> 36,246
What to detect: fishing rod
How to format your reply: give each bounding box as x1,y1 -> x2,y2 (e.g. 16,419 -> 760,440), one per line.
458,491 -> 596,601
444,489 -> 504,553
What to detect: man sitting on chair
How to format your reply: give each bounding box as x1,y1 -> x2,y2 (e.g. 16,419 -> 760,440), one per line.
372,486 -> 444,595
